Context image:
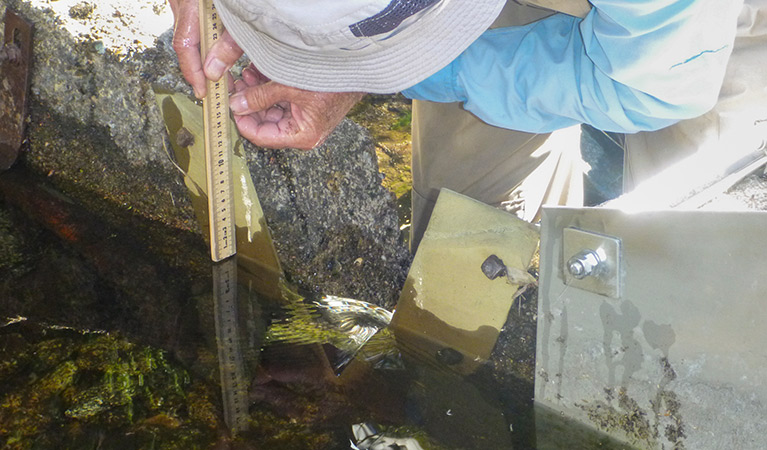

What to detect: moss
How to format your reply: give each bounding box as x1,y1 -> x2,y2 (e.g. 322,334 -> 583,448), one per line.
186,382 -> 220,429
245,410 -> 342,450
0,323 -> 218,450
347,94 -> 412,146
390,109 -> 412,132
347,94 -> 413,202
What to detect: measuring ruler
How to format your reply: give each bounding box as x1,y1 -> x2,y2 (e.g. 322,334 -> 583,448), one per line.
212,258 -> 250,435
199,0 -> 247,434
199,0 -> 235,262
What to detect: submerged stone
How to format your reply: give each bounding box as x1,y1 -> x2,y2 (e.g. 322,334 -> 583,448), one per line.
0,320 -> 219,449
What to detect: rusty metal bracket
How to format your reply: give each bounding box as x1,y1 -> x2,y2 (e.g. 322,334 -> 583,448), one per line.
0,9 -> 33,171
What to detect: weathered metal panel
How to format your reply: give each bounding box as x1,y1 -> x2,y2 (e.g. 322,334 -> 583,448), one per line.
536,207 -> 767,450
391,189 -> 539,375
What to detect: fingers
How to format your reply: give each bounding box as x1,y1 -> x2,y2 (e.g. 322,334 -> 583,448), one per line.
242,64 -> 271,86
229,82 -> 289,115
263,103 -> 289,122
171,0 -> 206,98
227,79 -> 363,150
233,100 -> 320,150
171,0 -> 240,98
243,64 -> 271,85
234,113 -> 307,149
226,72 -> 236,94
203,30 -> 243,82
229,83 -> 319,148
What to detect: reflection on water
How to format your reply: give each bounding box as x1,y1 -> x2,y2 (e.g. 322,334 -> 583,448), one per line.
266,293 -> 397,374
211,257 -> 635,449
211,258 -> 249,436
0,168 -> 635,449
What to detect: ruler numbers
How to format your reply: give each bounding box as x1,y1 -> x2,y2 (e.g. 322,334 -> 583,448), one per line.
200,0 -> 235,261
202,0 -> 244,434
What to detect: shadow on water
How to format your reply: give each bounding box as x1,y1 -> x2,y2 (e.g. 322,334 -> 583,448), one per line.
0,166 -> 634,449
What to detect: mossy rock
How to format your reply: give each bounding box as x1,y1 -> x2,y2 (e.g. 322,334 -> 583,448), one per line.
0,321 -> 219,449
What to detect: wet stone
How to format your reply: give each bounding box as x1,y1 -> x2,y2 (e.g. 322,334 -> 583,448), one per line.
0,0 -> 409,308
68,2 -> 95,20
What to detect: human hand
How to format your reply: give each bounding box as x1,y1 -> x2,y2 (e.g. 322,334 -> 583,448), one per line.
168,0 -> 243,98
230,64 -> 364,150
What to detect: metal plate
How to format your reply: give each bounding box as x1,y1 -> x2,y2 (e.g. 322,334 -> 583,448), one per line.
389,189 -> 539,375
154,88 -> 283,300
562,227 -> 622,298
0,10 -> 33,170
537,206 -> 767,449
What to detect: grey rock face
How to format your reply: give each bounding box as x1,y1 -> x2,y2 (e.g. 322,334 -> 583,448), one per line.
245,122 -> 409,308
1,0 -> 409,307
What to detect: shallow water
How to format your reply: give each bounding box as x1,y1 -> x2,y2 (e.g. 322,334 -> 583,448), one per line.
0,169 -> 635,449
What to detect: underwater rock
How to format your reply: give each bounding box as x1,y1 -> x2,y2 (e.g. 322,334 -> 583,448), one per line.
0,170 -> 210,365
0,320 -> 220,449
0,0 -> 408,308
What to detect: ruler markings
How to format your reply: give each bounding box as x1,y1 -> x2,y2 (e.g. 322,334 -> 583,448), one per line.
212,257 -> 249,435
201,0 -> 247,436
199,0 -> 235,262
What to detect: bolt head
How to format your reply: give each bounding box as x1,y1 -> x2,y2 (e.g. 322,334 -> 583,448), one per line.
567,250 -> 601,279
568,260 -> 587,279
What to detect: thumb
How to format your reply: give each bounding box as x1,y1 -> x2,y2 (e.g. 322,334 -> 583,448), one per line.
230,82 -> 293,115
203,30 -> 243,82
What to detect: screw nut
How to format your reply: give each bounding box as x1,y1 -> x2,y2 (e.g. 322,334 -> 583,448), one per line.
481,254 -> 507,280
567,250 -> 602,280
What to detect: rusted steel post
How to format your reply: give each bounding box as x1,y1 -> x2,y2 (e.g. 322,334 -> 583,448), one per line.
0,10 -> 33,170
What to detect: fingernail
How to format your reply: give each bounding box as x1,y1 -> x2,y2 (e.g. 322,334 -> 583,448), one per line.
193,87 -> 203,99
230,93 -> 248,114
205,57 -> 228,80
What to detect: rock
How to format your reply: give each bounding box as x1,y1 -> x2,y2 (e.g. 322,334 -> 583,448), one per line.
0,0 -> 409,308
0,320 -> 221,448
245,123 -> 409,308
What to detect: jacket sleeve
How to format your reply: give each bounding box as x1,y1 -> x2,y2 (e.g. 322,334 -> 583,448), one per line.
401,0 -> 743,134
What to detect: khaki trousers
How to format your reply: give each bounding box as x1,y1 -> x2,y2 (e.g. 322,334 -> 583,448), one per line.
410,2 -> 586,251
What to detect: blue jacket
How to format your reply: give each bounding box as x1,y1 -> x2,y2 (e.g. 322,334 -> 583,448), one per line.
402,0 -> 743,133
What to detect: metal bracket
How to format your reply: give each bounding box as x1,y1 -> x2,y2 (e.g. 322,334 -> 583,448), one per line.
562,227 -> 621,298
0,9 -> 33,171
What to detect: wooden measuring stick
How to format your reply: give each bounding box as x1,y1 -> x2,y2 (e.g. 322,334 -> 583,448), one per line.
199,0 -> 236,262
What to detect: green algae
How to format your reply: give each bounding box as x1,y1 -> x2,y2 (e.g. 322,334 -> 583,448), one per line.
347,94 -> 413,201
0,321 -> 219,449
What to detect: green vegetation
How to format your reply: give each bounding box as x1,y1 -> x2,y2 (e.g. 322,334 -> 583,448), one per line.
348,94 -> 413,200
0,322 -> 219,449
390,109 -> 412,132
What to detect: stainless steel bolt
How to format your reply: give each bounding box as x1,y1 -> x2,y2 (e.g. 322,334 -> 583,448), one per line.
567,250 -> 602,279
